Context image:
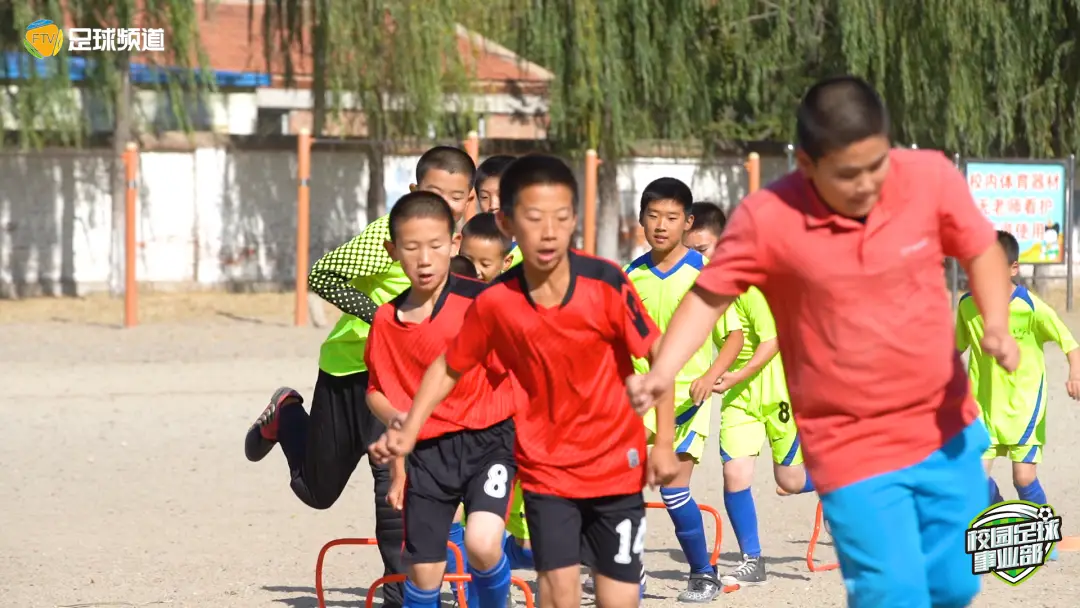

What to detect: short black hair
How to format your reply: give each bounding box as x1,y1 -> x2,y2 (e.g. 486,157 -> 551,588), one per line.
689,202 -> 727,237
475,155 -> 516,189
998,230 -> 1020,265
388,191 -> 454,243
796,75 -> 890,161
639,177 -> 693,218
499,154 -> 578,217
461,212 -> 512,254
450,255 -> 479,278
415,146 -> 476,185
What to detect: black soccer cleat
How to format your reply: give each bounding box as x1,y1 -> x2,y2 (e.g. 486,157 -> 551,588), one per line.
244,387 -> 302,462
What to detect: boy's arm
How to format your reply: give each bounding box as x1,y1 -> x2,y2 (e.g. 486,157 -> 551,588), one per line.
702,329 -> 745,383
721,338 -> 778,388
308,215 -> 393,323
366,390 -> 402,426
1033,298 -> 1080,398
723,288 -> 780,385
936,156 -> 1017,370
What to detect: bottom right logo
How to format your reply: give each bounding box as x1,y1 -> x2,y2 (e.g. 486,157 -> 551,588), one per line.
965,500 -> 1062,586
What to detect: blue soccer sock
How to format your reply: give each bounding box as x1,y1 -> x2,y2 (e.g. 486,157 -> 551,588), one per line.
1015,478 -> 1047,505
661,486 -> 714,574
446,522 -> 476,604
724,488 -> 762,559
469,553 -> 512,608
503,534 -> 534,570
989,477 -> 1004,505
403,579 -> 440,608
1015,479 -> 1057,561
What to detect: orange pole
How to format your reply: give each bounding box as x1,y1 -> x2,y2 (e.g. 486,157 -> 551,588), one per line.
295,129 -> 312,327
583,149 -> 599,255
746,152 -> 761,193
123,142 -> 138,328
463,130 -> 480,222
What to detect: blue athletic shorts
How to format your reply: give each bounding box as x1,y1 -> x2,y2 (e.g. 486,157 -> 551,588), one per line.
820,420 -> 990,608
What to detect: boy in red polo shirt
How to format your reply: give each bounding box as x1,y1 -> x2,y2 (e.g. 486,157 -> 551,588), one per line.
364,191 -> 518,608
628,76 -> 1020,608
371,154 -> 679,608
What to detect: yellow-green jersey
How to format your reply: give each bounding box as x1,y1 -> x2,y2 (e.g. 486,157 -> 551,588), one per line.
729,287 -> 790,408
625,249 -> 713,438
311,214 -> 412,376
956,284 -> 1078,452
507,242 -> 524,268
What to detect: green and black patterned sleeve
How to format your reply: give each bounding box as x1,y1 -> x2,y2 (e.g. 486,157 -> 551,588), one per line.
308,214 -> 392,323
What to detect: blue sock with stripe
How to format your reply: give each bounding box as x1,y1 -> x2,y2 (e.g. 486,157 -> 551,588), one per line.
1015,477 -> 1047,505
502,534 -> 534,570
724,488 -> 761,559
661,486 -> 714,574
403,579 -> 440,608
446,522 -> 476,604
469,553 -> 512,608
1015,478 -> 1057,561
989,477 -> 1004,505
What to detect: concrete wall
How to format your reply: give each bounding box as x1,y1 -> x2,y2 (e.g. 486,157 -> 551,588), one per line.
0,148 -> 757,297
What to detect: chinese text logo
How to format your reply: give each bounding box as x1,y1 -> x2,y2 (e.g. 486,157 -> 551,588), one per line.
25,19 -> 64,58
68,28 -> 165,52
966,500 -> 1061,586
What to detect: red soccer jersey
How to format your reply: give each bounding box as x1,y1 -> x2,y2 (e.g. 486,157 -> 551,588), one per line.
695,149 -> 994,494
444,250 -> 661,498
365,274 -> 518,441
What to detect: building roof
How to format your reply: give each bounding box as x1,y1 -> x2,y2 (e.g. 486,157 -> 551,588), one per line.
196,0 -> 551,89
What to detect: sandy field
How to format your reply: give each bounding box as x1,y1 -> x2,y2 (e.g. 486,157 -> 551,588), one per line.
1,292 -> 1078,608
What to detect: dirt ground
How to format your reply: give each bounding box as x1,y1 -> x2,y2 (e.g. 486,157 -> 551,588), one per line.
2,293 -> 1078,608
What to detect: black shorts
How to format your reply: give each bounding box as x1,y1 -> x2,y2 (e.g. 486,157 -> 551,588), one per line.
402,418 -> 517,564
523,490 -> 645,583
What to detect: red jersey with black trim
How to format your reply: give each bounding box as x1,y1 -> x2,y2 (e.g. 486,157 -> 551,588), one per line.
444,250 -> 660,498
365,274 -> 518,441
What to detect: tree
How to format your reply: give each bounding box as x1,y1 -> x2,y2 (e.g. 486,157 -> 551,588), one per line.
257,0 -> 481,221
2,0 -> 210,296
481,0 -> 715,259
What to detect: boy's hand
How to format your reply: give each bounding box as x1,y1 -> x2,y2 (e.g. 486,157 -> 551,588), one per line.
385,413 -> 419,458
627,372 -> 673,414
712,373 -> 735,394
1067,374 -> 1080,400
387,459 -> 406,511
689,374 -> 718,405
647,444 -> 679,489
981,326 -> 1020,372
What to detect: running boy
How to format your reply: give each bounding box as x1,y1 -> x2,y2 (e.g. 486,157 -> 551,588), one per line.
956,230 -> 1080,515
628,76 -> 1018,608
623,179 -> 727,602
365,192 -> 518,608
243,146 -> 477,608
460,213 -> 515,282
372,154 -> 680,608
682,202 -> 814,587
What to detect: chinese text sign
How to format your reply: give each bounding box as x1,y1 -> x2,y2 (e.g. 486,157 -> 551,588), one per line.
965,161 -> 1068,264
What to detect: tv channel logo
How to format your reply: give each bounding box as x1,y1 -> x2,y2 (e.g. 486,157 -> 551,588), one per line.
25,19 -> 65,58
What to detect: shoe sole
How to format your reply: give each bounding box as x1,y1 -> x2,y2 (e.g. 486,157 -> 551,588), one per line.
720,578 -> 767,587
244,387 -> 301,462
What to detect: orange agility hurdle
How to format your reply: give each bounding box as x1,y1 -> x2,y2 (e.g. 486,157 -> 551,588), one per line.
315,538 -> 466,608
644,501 -> 723,566
365,574 -> 535,608
807,501 -> 839,573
